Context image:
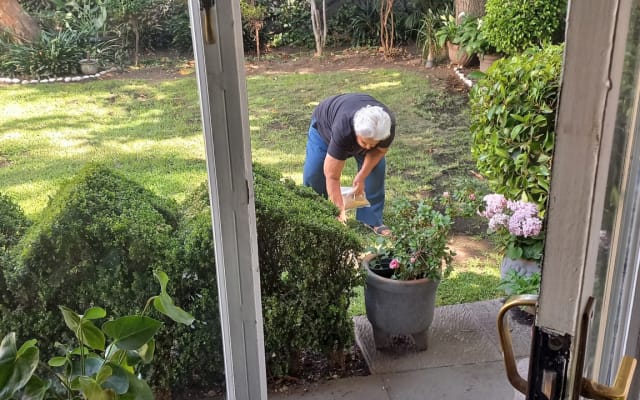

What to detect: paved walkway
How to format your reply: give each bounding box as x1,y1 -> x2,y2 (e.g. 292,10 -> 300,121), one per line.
270,299 -> 532,400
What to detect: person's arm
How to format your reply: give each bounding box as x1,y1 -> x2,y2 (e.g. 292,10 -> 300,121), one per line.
352,147 -> 388,195
324,154 -> 347,223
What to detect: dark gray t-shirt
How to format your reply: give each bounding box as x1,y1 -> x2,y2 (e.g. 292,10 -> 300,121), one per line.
311,93 -> 396,160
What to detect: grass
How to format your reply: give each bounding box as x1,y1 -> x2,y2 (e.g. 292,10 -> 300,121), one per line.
0,62 -> 502,310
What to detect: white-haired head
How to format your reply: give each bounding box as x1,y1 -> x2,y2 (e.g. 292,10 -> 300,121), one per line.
353,105 -> 391,141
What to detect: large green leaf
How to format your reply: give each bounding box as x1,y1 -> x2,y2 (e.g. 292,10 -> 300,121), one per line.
22,375 -> 50,400
102,363 -> 130,394
0,333 -> 39,400
152,270 -> 195,325
119,371 -> 153,400
60,307 -> 105,350
102,316 -> 162,350
83,307 -> 107,321
59,306 -> 82,333
79,320 -> 106,351
78,376 -> 115,400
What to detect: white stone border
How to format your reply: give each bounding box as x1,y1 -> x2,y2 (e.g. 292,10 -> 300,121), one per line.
453,65 -> 474,88
0,67 -> 119,85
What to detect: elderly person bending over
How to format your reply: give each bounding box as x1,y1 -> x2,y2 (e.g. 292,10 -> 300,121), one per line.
303,93 -> 395,236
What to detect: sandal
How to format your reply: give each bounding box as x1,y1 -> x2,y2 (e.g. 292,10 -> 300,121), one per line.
365,224 -> 392,237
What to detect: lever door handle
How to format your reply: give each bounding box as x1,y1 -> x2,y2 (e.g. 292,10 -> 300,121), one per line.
496,294 -> 539,395
581,356 -> 637,400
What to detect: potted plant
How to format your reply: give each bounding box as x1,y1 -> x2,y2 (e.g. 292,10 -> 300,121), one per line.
79,50 -> 99,75
0,271 -> 194,400
456,16 -> 501,72
363,198 -> 455,350
477,193 -> 545,293
435,14 -> 471,66
415,9 -> 442,68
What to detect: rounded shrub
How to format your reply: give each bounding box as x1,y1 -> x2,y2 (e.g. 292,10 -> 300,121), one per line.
2,164 -> 181,386
175,164 -> 364,378
469,44 -> 564,211
483,0 -> 567,56
0,192 -> 30,251
253,164 -> 364,375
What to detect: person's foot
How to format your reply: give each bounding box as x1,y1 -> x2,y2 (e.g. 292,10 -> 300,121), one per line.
365,224 -> 392,237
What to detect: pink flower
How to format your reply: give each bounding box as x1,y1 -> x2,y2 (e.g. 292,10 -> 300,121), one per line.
389,259 -> 400,269
469,193 -> 476,201
481,194 -> 507,218
443,191 -> 450,198
410,257 -> 416,263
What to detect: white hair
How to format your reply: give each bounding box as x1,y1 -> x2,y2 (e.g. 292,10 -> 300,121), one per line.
353,105 -> 391,141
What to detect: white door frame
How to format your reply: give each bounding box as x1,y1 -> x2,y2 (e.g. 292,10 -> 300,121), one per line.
188,1 -> 267,399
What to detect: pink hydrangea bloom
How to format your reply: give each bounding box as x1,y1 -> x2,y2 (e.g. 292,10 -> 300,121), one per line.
481,194 -> 507,218
488,213 -> 510,231
389,259 -> 400,269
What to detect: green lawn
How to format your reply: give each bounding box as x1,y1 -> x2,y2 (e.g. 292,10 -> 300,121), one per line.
0,63 -> 502,309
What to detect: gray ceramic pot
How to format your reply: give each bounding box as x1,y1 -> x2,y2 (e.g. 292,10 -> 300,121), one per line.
363,255 -> 439,351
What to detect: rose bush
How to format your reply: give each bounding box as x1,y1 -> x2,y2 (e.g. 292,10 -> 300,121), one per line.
368,198 -> 455,281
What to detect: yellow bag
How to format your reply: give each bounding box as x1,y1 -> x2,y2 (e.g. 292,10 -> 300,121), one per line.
341,186 -> 371,209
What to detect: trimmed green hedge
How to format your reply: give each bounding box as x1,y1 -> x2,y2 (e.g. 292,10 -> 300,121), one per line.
1,163 -> 363,392
253,164 -> 363,375
483,0 -> 567,56
469,44 -> 563,210
1,165 -> 182,387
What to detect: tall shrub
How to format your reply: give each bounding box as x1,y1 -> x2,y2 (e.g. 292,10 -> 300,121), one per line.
469,44 -> 563,211
483,0 -> 566,56
1,165 -> 182,387
183,164 -> 364,376
253,164 -> 363,374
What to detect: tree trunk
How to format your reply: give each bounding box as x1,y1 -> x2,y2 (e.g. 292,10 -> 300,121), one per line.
309,0 -> 326,57
455,0 -> 486,21
380,0 -> 395,58
0,0 -> 41,43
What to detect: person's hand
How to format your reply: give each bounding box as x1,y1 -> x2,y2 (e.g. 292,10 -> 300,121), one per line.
337,209 -> 347,224
352,175 -> 365,196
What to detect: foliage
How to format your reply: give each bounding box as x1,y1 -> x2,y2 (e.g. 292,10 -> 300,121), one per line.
1,165 -> 184,390
435,14 -> 459,48
499,269 -> 541,295
415,8 -> 441,62
263,0 -> 314,49
369,198 -> 455,281
0,271 -> 194,400
483,0 -> 567,56
469,44 -> 563,210
252,164 -> 363,375
478,194 -> 544,261
0,30 -> 86,78
0,193 -> 30,252
456,16 -> 495,57
240,0 -> 267,56
438,176 -> 488,219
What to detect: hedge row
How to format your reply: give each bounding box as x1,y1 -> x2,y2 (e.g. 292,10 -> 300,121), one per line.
0,163 -> 363,392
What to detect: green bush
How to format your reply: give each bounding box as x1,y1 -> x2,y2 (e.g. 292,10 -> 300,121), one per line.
483,0 -> 566,56
469,44 -> 563,210
0,193 -> 30,251
182,164 -> 364,377
0,30 -> 86,78
1,165 -> 182,388
253,164 -> 363,375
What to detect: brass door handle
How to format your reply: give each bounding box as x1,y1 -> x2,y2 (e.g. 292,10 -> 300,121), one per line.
497,294 -> 539,395
581,356 -> 637,400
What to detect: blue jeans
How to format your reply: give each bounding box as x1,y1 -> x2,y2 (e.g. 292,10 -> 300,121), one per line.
302,120 -> 386,227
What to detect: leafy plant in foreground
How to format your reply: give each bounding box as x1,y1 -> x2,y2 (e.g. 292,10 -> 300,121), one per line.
0,271 -> 194,400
